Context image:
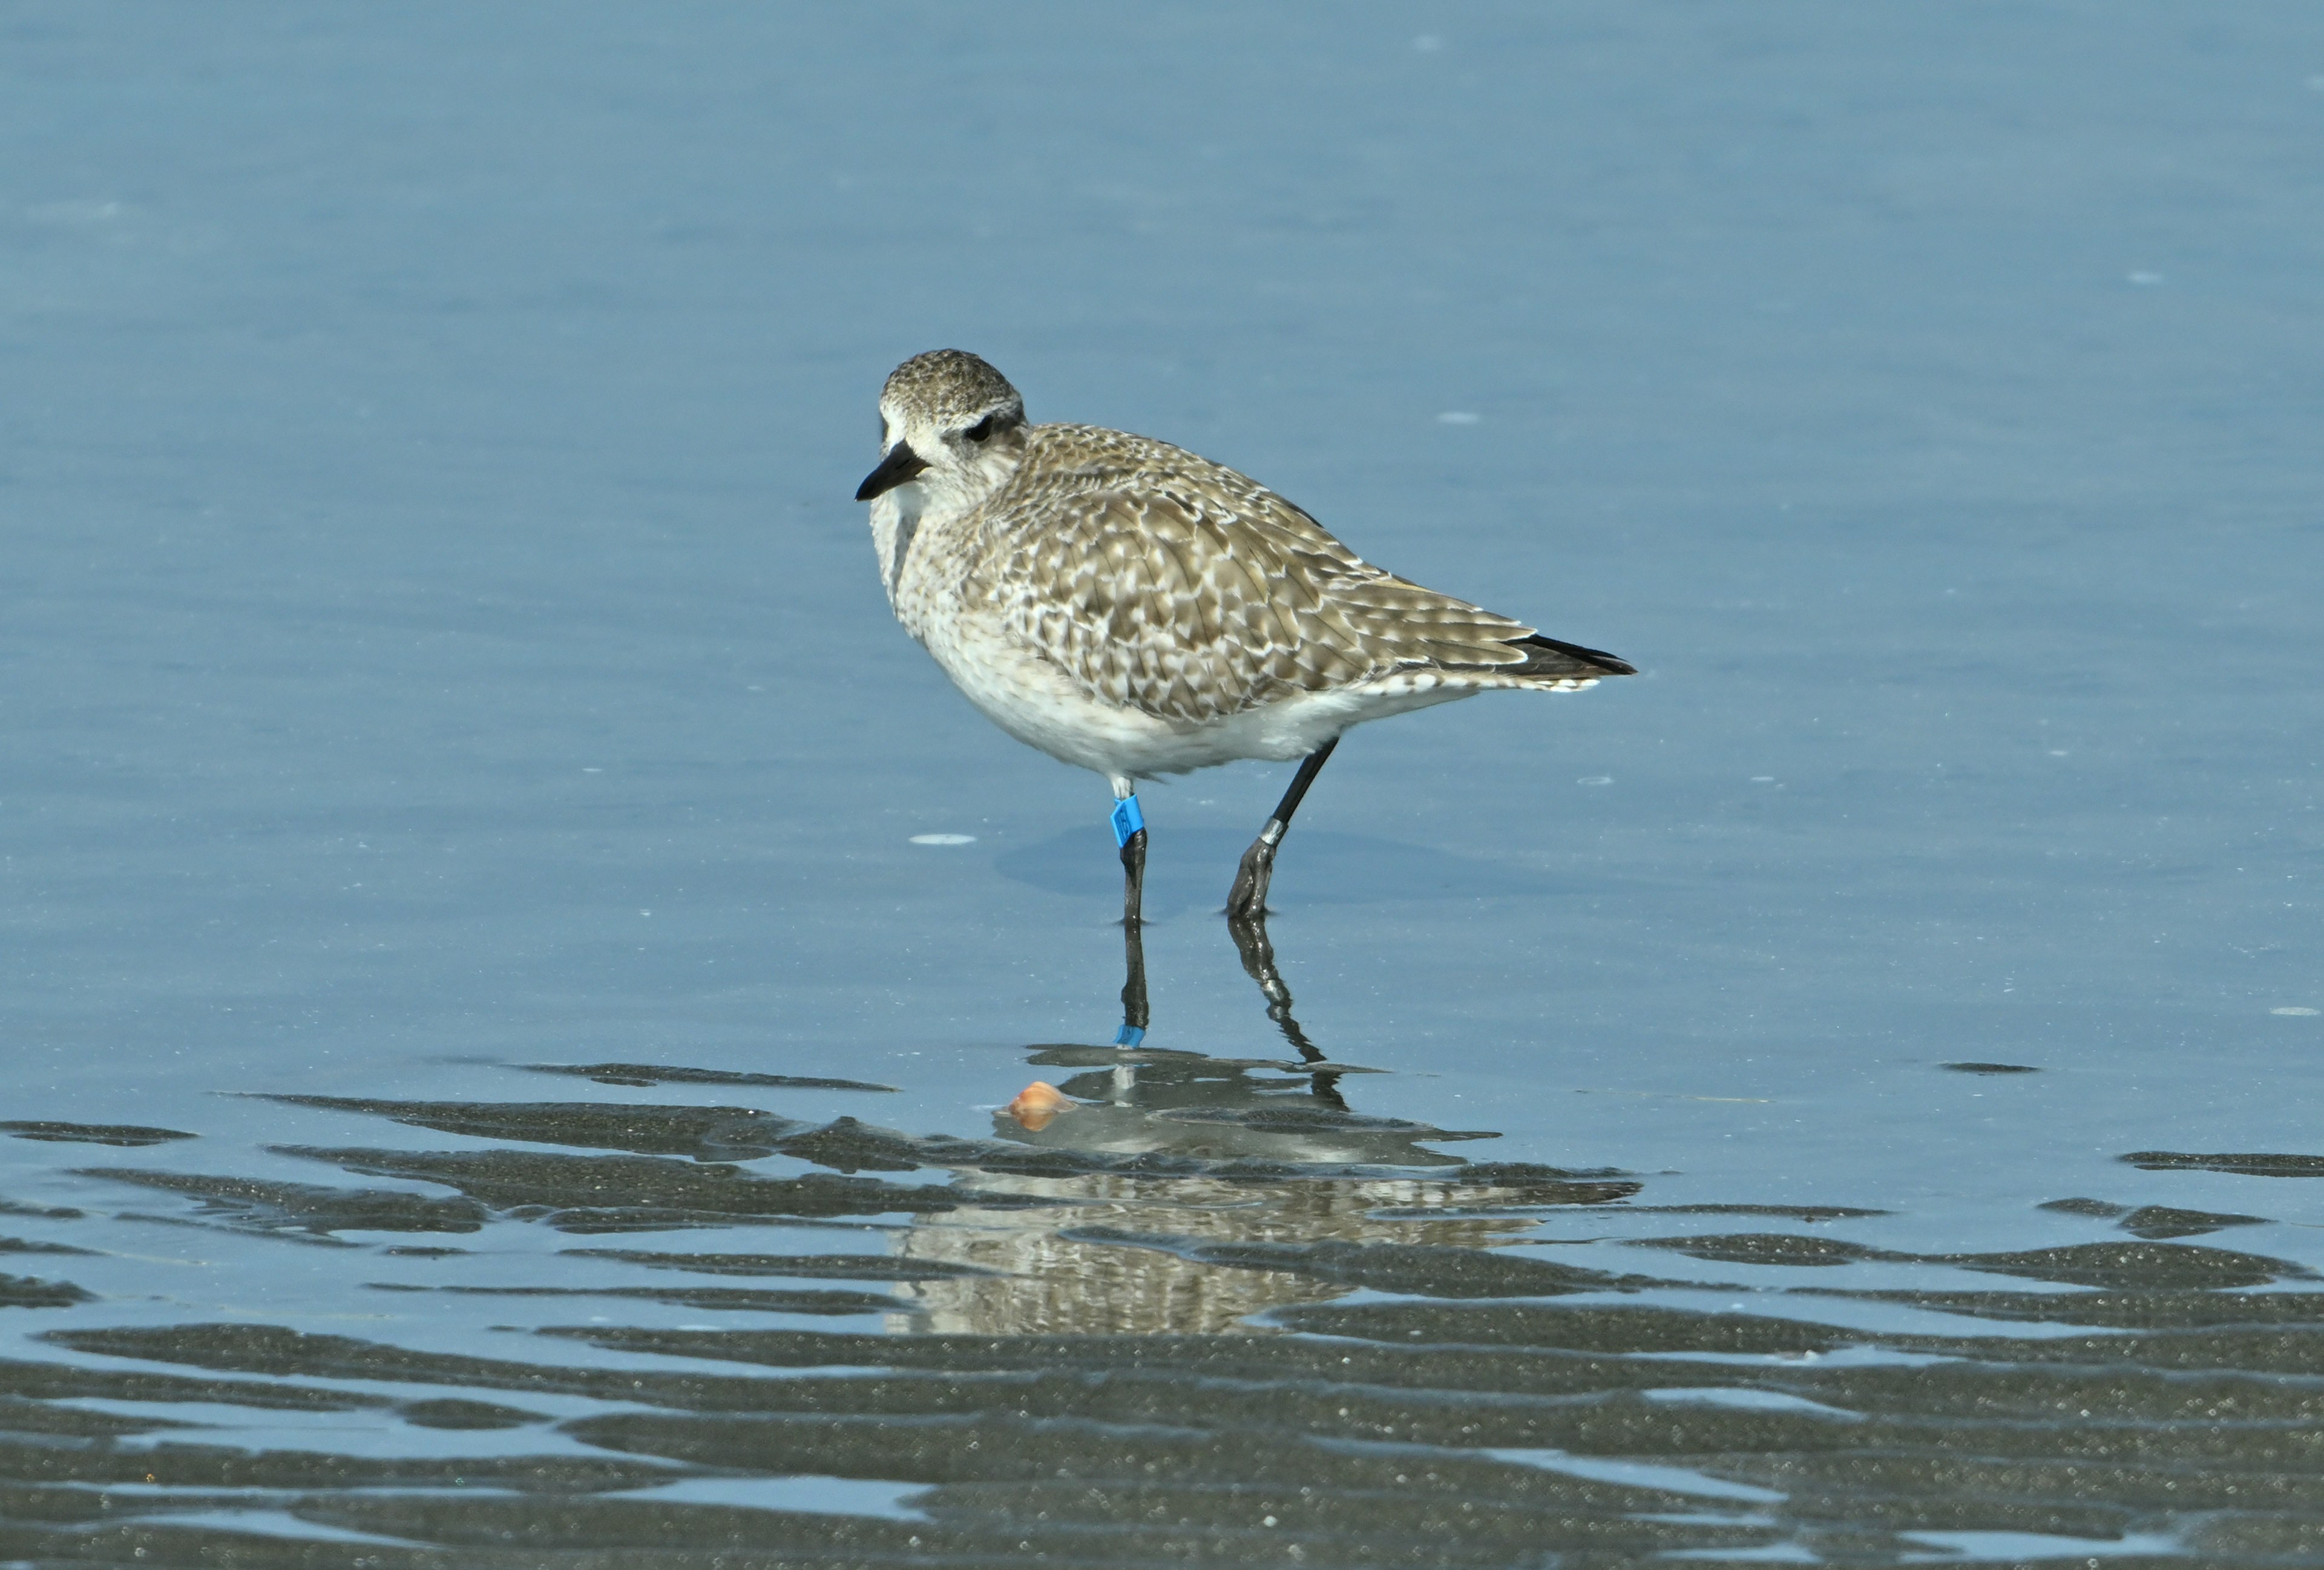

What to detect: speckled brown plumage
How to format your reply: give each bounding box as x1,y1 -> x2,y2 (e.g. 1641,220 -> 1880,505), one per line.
859,349 -> 1630,790
967,422 -> 1619,726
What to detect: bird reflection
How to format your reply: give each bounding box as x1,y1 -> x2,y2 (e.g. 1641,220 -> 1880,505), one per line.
1000,1040 -> 1480,1169
1119,907 -> 1338,1102
1224,910 -> 1339,1102
891,910 -> 1527,1336
1086,907 -> 1438,1155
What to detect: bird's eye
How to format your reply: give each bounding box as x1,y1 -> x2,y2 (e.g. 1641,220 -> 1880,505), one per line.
963,415 -> 995,443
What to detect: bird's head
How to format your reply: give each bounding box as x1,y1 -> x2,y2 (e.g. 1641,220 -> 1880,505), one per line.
856,349 -> 1029,511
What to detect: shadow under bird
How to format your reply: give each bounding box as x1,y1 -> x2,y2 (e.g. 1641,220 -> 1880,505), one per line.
855,349 -> 1633,945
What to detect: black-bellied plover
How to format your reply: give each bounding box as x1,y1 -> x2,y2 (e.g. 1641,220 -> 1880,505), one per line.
856,349 -> 1633,949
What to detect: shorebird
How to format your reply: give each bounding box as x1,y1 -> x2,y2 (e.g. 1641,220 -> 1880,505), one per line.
855,349 -> 1633,940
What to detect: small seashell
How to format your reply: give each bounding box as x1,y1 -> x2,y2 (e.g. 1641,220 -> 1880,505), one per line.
1003,1081 -> 1072,1131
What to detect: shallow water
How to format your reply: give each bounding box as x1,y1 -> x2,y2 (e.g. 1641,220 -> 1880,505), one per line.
5,2 -> 2324,1565
8,1069 -> 2324,1565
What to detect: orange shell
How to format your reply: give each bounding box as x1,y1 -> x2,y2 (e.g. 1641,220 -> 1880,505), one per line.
1003,1080 -> 1071,1130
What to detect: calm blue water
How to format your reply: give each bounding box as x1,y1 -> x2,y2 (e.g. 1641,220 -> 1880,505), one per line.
5,5 -> 2322,1563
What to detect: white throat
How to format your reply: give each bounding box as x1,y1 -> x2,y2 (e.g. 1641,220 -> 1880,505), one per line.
868,483 -> 927,605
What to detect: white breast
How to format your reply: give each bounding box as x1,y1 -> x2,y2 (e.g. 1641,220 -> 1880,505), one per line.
867,476 -> 1498,782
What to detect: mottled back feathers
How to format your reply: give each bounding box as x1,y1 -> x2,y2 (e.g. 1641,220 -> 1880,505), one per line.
963,423 -> 1630,726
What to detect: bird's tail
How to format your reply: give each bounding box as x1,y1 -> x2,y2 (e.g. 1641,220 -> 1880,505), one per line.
1503,633 -> 1636,680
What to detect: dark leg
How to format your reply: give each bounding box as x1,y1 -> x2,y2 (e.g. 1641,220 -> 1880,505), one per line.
1115,787 -> 1149,1046
1226,737 -> 1339,919
1118,898 -> 1149,1048
1120,824 -> 1146,928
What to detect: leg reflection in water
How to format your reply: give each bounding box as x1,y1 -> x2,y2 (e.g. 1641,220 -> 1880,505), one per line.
920,914 -> 1554,1337
1112,905 -> 1343,1108
1225,911 -> 1345,1110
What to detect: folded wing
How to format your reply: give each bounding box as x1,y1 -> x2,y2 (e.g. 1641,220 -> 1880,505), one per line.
971,428 -> 1629,725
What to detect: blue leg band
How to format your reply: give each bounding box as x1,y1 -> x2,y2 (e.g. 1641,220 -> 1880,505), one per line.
1111,794 -> 1145,848
1114,1024 -> 1146,1048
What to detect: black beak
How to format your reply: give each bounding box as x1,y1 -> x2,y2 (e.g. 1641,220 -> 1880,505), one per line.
855,442 -> 929,501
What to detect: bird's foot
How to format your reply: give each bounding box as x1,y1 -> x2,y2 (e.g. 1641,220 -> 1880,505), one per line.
1226,842 -> 1274,919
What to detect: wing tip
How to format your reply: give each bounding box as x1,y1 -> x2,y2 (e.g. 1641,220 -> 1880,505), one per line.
1509,633 -> 1638,678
